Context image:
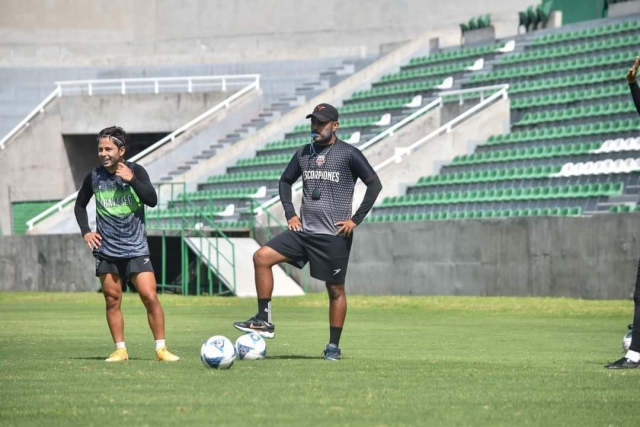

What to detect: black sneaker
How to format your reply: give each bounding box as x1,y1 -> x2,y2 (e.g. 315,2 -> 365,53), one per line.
322,343 -> 342,361
233,315 -> 275,339
629,324 -> 634,330
605,357 -> 640,369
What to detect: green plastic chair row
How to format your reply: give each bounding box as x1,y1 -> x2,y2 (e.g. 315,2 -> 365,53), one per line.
352,80 -> 440,100
150,205 -> 225,219
381,182 -> 623,207
177,187 -> 258,201
380,61 -> 472,84
504,35 -> 637,64
515,102 -> 637,127
340,98 -> 411,114
264,138 -> 307,150
608,204 -> 640,213
409,43 -> 501,67
207,170 -> 281,183
451,142 -> 600,166
417,165 -> 562,187
533,20 -> 640,46
485,120 -> 640,146
509,70 -> 619,95
262,135 -> 355,152
470,52 -> 634,83
511,84 -> 627,109
367,207 -> 583,222
216,220 -> 252,229
443,90 -> 499,104
292,115 -> 381,133
460,14 -> 491,33
235,154 -> 289,167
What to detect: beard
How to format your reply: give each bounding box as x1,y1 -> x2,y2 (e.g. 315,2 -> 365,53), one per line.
313,128 -> 334,145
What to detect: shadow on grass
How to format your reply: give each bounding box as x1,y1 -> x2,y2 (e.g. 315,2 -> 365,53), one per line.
267,355 -> 321,360
70,357 -> 156,361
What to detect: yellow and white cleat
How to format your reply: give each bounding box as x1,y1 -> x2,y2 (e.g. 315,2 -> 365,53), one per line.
105,348 -> 129,362
156,347 -> 180,362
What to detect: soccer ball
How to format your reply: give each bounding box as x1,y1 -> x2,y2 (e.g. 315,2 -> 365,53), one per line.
200,335 -> 236,369
235,333 -> 267,360
623,331 -> 633,352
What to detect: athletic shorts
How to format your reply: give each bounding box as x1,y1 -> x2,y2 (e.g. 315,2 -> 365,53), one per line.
95,255 -> 154,283
265,230 -> 353,284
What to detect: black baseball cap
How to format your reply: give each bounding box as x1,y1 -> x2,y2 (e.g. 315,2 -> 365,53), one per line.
306,103 -> 339,122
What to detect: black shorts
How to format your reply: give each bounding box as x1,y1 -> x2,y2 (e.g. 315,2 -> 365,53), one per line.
265,230 -> 353,284
95,255 -> 154,283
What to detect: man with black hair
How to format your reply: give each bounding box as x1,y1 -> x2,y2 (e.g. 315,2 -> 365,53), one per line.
74,126 -> 179,363
233,103 -> 383,360
605,57 -> 640,369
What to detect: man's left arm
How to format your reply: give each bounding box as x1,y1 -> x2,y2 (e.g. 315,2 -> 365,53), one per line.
129,164 -> 158,207
349,149 -> 382,225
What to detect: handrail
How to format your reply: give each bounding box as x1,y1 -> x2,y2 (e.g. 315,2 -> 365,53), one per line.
25,77 -> 261,231
56,74 -> 261,96
0,86 -> 61,150
254,84 -> 509,213
254,96 -> 444,213
374,85 -> 509,172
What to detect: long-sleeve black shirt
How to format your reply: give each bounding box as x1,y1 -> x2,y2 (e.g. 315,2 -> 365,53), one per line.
74,162 -> 156,258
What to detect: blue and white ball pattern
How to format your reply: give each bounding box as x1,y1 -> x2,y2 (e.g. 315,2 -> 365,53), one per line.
200,335 -> 237,369
235,333 -> 267,360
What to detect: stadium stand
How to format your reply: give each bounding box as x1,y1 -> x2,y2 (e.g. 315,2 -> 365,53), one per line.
366,15 -> 640,222
146,39 -> 512,231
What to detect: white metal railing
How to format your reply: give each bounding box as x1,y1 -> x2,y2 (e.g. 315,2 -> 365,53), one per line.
254,84 -> 509,213
25,76 -> 261,231
254,97 -> 444,213
55,74 -> 260,97
0,87 -> 61,150
1,75 -> 260,152
374,85 -> 509,172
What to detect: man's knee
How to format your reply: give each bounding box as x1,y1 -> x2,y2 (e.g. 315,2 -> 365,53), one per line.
253,247 -> 277,268
326,283 -> 345,300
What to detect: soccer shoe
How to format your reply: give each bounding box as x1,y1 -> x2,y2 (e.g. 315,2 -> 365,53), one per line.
156,347 -> 180,362
629,324 -> 634,330
105,348 -> 129,362
322,343 -> 342,361
233,315 -> 275,339
605,357 -> 640,369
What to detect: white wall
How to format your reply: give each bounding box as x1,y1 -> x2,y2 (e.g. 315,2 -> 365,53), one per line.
0,0 -> 533,66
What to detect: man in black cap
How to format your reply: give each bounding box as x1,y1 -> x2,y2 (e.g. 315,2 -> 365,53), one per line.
233,103 -> 383,360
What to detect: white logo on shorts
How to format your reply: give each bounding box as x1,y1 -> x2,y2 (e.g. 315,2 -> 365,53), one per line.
143,258 -> 150,264
333,269 -> 341,275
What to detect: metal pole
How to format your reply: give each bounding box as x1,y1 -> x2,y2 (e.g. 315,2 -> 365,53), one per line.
7,185 -> 13,235
161,231 -> 167,291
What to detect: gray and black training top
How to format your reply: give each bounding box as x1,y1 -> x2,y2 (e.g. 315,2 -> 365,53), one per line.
74,162 -> 157,259
279,139 -> 381,235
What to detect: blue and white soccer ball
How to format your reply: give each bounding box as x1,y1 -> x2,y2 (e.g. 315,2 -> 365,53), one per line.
623,331 -> 632,352
235,333 -> 267,360
200,335 -> 237,369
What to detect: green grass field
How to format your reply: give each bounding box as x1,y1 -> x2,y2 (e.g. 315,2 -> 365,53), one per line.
1,292 -> 638,427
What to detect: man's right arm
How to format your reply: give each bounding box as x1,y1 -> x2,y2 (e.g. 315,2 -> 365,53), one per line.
74,173 -> 94,236
630,81 -> 640,116
279,152 -> 302,220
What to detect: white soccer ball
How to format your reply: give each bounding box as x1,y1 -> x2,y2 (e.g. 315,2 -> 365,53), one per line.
235,333 -> 267,360
200,335 -> 237,369
623,331 -> 633,352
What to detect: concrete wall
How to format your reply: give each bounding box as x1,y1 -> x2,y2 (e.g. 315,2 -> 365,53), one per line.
0,235 -> 96,291
58,91 -> 230,134
4,213 -> 640,298
0,0 -> 534,67
348,214 -> 640,299
0,57 -> 352,142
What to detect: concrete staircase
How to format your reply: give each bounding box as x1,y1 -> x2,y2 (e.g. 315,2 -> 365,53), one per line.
159,58 -> 374,181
